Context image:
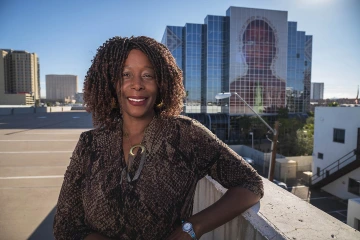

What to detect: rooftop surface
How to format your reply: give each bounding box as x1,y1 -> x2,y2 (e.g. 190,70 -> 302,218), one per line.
0,110 -> 359,239
0,111 -> 92,240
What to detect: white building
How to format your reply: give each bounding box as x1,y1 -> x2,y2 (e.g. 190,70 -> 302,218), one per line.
311,82 -> 324,100
347,198 -> 360,231
46,74 -> 77,101
312,107 -> 360,200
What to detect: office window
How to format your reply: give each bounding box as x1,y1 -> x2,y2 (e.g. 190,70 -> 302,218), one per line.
318,153 -> 323,159
348,178 -> 360,196
333,129 -> 345,143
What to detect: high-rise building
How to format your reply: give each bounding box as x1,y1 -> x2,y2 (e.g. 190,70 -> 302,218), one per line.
162,6 -> 312,140
311,82 -> 324,100
46,74 -> 78,101
0,49 -> 40,105
162,6 -> 312,113
287,22 -> 313,113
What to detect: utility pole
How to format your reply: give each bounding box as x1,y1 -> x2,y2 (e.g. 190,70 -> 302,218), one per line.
268,121 -> 279,181
215,92 -> 280,181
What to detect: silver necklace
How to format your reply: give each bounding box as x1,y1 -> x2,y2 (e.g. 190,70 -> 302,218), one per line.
120,117 -> 154,183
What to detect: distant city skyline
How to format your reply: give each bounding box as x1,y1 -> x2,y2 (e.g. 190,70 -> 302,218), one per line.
1,0 -> 359,99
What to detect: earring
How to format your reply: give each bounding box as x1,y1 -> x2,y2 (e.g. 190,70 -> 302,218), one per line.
156,100 -> 164,109
111,98 -> 118,109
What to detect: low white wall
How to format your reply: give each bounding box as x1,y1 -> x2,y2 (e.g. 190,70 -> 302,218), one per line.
194,176 -> 360,239
230,145 -> 286,174
287,155 -> 312,172
274,159 -> 297,181
347,198 -> 360,229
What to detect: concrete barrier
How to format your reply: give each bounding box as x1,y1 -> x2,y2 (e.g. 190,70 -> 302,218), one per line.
71,106 -> 86,110
0,106 -> 79,115
34,107 -> 47,113
0,108 -> 13,115
62,106 -> 72,111
194,176 -> 360,240
13,108 -> 35,114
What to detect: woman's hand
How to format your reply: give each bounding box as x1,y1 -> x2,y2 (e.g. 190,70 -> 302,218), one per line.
166,226 -> 195,240
84,233 -> 115,240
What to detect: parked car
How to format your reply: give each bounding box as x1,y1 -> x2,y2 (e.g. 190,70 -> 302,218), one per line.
273,179 -> 288,190
242,157 -> 254,166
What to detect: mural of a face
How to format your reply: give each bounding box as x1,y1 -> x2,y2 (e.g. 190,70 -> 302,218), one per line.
242,19 -> 276,70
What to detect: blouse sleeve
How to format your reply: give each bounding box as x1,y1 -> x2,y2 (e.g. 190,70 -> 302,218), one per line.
53,132 -> 93,239
189,119 -> 264,198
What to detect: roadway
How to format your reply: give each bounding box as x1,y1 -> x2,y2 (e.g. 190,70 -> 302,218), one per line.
0,111 -> 92,240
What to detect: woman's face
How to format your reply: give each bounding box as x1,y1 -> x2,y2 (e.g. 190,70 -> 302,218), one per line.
243,24 -> 275,70
118,49 -> 158,120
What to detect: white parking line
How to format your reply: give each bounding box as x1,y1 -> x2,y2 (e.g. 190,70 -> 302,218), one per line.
0,151 -> 72,154
0,140 -> 77,142
25,131 -> 91,135
309,197 -> 331,200
0,166 -> 67,168
327,210 -> 348,217
0,186 -> 60,189
0,175 -> 64,180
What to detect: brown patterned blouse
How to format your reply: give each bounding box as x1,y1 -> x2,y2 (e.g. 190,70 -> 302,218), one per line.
53,116 -> 264,240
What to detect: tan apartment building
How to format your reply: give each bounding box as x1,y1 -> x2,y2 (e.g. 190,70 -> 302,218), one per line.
0,49 -> 40,105
46,74 -> 78,102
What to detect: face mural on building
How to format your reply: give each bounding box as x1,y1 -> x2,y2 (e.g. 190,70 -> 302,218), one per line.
230,18 -> 286,114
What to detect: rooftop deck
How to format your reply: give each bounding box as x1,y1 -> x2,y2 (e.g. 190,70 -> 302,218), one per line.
0,110 -> 359,239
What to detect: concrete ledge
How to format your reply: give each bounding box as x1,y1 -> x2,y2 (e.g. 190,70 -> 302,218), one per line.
71,106 -> 86,110
0,108 -> 13,115
194,176 -> 360,239
13,108 -> 35,114
0,107 -> 74,115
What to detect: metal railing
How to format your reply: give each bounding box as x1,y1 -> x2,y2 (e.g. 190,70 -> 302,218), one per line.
312,149 -> 357,183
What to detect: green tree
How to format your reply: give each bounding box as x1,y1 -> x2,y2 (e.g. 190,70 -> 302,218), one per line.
328,101 -> 339,107
237,115 -> 252,143
277,118 -> 304,156
277,106 -> 289,119
250,117 -> 268,146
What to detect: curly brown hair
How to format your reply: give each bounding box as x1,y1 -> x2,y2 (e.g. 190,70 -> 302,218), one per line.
83,36 -> 185,128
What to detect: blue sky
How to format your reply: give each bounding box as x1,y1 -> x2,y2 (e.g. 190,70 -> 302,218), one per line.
1,0 -> 359,99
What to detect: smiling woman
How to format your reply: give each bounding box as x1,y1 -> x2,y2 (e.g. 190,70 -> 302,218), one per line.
53,36 -> 264,240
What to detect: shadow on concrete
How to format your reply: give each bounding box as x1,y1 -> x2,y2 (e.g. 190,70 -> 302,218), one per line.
28,207 -> 56,240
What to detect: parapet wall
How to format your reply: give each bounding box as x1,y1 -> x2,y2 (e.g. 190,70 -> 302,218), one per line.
0,107 -> 73,115
193,176 -> 360,239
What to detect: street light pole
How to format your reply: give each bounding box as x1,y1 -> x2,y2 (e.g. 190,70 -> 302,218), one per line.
215,92 -> 278,181
249,132 -> 254,149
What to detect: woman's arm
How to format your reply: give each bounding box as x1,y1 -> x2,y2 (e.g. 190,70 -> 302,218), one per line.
84,233 -> 116,240
167,119 -> 264,239
54,133 -> 94,239
167,187 -> 260,239
191,187 -> 260,237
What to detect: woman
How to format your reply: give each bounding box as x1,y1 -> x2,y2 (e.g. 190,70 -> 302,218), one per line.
53,36 -> 264,240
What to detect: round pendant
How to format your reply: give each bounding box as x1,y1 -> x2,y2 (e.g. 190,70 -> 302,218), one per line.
129,144 -> 145,156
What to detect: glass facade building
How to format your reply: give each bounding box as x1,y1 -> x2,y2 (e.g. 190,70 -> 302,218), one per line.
287,22 -> 312,113
162,6 -> 312,141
